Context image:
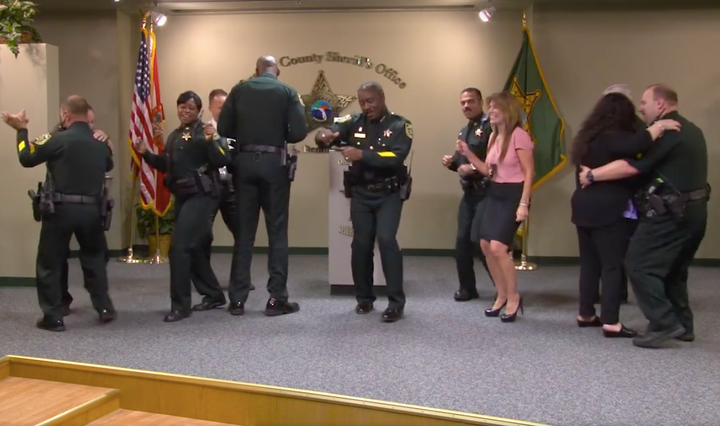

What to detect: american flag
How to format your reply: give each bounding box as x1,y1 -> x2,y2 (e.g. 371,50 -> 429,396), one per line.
128,28 -> 171,216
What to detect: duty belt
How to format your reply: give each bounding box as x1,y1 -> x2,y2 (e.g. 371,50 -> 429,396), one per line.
237,144 -> 285,162
361,176 -> 402,192
52,193 -> 98,204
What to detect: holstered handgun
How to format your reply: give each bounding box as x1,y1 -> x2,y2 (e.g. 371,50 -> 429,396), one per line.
287,154 -> 298,182
39,179 -> 56,216
342,171 -> 354,199
399,175 -> 412,201
99,185 -> 114,231
29,184 -> 41,222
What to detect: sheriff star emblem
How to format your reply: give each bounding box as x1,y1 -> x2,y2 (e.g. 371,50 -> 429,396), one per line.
182,132 -> 191,141
475,128 -> 483,137
383,129 -> 392,137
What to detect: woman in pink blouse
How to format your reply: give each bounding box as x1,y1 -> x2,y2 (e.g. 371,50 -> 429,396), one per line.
458,91 -> 535,323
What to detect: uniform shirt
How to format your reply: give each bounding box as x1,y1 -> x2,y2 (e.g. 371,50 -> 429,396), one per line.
627,110 -> 708,192
330,110 -> 413,181
448,112 -> 491,183
486,126 -> 534,183
217,72 -> 307,147
16,121 -> 112,197
142,120 -> 229,179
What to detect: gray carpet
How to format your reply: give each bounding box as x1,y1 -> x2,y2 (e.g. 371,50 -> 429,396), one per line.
1,254 -> 719,426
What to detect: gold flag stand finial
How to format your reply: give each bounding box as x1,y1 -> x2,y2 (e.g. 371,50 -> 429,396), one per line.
514,215 -> 537,272
522,9 -> 527,27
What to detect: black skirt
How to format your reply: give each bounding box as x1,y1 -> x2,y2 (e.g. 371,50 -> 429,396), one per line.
473,182 -> 524,246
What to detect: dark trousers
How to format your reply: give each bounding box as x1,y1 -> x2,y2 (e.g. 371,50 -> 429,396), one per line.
60,234 -> 110,307
36,204 -> 113,320
577,221 -> 630,324
456,189 -> 492,293
195,182 -> 236,294
350,188 -> 405,309
169,194 -> 225,312
229,153 -> 290,304
625,202 -> 707,334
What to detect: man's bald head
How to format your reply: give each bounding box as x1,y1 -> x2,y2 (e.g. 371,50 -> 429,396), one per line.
256,55 -> 279,77
60,95 -> 90,127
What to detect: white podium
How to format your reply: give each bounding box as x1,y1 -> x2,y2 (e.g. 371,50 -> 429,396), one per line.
303,146 -> 386,295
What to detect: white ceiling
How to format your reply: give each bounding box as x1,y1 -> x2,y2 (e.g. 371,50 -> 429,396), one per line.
33,0 -> 715,14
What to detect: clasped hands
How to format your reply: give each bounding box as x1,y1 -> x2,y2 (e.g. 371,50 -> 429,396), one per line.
454,140 -> 478,176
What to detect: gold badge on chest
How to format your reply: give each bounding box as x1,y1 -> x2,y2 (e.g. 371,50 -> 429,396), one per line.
383,129 -> 393,137
475,128 -> 483,137
182,132 -> 191,141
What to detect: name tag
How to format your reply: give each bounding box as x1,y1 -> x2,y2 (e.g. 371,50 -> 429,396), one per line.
353,133 -> 366,138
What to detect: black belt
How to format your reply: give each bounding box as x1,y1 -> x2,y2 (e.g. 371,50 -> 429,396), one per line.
237,145 -> 284,154
53,194 -> 98,204
359,176 -> 402,191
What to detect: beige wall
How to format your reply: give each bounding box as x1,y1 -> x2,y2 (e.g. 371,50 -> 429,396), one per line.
6,4 -> 718,266
0,44 -> 59,277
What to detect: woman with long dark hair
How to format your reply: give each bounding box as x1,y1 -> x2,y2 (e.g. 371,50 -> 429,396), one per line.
570,92 -> 680,337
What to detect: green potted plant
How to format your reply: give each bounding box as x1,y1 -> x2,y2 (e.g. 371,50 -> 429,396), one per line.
0,0 -> 42,58
136,202 -> 174,257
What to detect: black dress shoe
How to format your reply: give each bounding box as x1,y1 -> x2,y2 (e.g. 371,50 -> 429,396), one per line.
632,325 -> 685,348
36,318 -> 65,332
602,324 -> 637,338
676,332 -> 695,342
355,302 -> 373,314
61,304 -> 72,317
228,302 -> 245,316
192,300 -> 226,311
577,317 -> 603,328
264,298 -> 299,316
454,289 -> 480,302
381,307 -> 403,323
98,309 -> 117,324
163,310 -> 191,323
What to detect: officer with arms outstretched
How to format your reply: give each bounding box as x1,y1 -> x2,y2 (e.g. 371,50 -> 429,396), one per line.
315,82 -> 413,323
2,95 -> 116,332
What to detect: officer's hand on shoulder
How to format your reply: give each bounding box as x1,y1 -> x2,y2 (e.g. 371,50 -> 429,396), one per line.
93,129 -> 109,142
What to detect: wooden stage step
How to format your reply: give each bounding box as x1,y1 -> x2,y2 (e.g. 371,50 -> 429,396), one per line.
0,376 -> 119,426
87,409 -> 241,426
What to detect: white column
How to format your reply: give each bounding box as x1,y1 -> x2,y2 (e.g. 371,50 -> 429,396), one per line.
0,44 -> 59,280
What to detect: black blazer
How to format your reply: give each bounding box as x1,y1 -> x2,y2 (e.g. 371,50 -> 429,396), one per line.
570,130 -> 653,228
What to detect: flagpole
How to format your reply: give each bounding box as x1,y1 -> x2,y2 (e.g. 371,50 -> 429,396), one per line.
147,213 -> 166,264
118,168 -> 145,263
514,215 -> 537,271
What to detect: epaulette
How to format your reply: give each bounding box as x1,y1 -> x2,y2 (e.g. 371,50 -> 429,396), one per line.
390,112 -> 410,123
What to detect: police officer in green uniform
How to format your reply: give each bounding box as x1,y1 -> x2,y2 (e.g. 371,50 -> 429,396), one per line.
218,56 -> 308,317
2,95 -> 116,332
315,82 -> 413,323
579,84 -> 708,348
441,88 -> 493,301
52,106 -> 112,316
136,91 -> 230,322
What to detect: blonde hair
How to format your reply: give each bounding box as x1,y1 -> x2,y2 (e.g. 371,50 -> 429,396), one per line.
487,91 -> 523,161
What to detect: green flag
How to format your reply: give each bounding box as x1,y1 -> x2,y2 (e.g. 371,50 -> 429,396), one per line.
504,25 -> 566,190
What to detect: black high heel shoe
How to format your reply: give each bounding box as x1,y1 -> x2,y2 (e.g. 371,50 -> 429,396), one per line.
500,296 -> 524,323
484,300 -> 507,317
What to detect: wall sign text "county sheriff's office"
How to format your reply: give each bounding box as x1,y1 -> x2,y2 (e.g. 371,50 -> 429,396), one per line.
279,52 -> 407,89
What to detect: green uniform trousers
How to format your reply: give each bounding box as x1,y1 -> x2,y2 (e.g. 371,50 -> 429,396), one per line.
169,194 -> 225,312
37,203 -> 112,320
625,200 -> 707,334
229,152 -> 291,303
457,189 -> 492,292
350,187 -> 405,309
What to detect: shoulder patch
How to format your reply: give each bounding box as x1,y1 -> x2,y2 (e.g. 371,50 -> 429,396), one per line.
335,114 -> 352,123
33,133 -> 52,145
404,122 -> 413,139
298,93 -> 305,107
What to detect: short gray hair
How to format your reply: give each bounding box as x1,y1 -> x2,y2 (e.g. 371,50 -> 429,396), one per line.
602,84 -> 632,99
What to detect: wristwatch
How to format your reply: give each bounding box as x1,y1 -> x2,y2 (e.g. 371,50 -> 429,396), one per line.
471,163 -> 477,172
587,170 -> 595,183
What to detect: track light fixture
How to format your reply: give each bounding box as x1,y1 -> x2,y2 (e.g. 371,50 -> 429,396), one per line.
478,2 -> 495,23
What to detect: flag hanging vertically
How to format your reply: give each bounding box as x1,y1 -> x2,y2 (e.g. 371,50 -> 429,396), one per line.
504,24 -> 566,190
128,26 -> 171,217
